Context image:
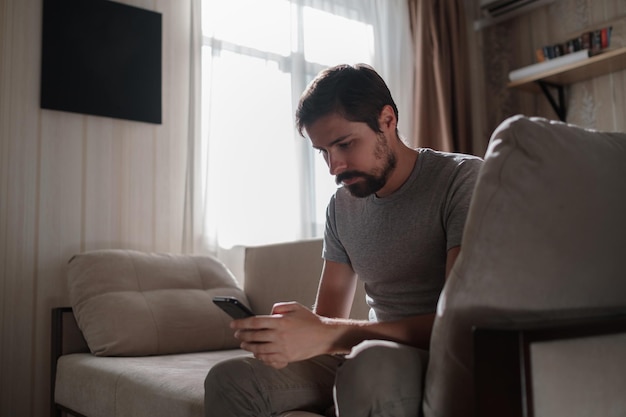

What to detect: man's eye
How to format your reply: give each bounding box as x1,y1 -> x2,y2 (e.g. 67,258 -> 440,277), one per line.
338,141 -> 352,149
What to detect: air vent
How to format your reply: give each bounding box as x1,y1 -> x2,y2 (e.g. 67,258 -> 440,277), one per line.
475,0 -> 556,30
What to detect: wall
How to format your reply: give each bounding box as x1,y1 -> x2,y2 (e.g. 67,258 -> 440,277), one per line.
0,0 -> 192,416
469,0 -> 626,154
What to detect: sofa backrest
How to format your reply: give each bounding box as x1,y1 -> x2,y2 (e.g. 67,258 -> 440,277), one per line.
240,238 -> 369,319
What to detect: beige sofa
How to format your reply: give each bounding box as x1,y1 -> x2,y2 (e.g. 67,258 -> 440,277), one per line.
53,115 -> 626,417
52,239 -> 368,417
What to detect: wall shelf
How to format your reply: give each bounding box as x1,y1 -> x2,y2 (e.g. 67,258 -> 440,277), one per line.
507,47 -> 626,121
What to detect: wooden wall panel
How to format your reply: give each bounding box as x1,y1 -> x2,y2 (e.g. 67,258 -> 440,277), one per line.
612,73 -> 624,131
1,0 -> 42,415
83,117 -> 118,251
0,0 -> 192,415
472,0 -> 626,154
34,111 -> 86,417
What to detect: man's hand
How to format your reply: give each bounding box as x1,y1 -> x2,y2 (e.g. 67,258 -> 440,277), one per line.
230,300 -> 436,369
230,302 -> 335,369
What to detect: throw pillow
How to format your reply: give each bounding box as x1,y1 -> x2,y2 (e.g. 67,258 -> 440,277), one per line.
68,249 -> 248,356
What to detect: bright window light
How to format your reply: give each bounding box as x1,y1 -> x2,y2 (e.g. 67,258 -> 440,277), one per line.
202,0 -> 292,57
302,6 -> 374,66
201,0 -> 374,247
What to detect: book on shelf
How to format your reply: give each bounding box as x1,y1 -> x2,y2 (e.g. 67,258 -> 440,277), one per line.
509,49 -> 591,81
535,26 -> 612,62
512,25 -> 615,82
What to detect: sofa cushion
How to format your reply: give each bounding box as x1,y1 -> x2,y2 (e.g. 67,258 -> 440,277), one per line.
68,249 -> 248,356
55,349 -> 248,417
423,115 -> 626,417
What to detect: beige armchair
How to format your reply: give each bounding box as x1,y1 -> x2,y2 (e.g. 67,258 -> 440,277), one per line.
424,115 -> 626,417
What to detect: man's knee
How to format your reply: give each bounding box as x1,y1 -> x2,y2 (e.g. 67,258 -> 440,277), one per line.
334,341 -> 428,417
206,356 -> 249,392
205,356 -> 264,417
338,340 -> 427,387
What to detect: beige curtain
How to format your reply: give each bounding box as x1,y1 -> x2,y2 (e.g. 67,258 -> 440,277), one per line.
409,0 -> 473,154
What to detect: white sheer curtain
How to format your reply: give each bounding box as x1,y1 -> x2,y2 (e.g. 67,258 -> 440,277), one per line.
182,0 -> 205,254
187,0 -> 413,253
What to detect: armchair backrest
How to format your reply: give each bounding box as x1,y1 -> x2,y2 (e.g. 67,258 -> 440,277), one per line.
424,115 -> 626,417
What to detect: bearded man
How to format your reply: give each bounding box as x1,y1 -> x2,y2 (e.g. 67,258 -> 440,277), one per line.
205,64 -> 482,417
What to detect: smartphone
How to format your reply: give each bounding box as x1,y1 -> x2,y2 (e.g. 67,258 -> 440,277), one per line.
212,296 -> 255,319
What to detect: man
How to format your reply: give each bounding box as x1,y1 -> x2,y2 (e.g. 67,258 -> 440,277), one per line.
205,64 -> 482,417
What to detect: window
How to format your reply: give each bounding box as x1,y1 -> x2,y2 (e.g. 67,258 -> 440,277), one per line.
200,0 -> 411,248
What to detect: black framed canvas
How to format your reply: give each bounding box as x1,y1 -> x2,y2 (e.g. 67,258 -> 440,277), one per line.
41,0 -> 162,124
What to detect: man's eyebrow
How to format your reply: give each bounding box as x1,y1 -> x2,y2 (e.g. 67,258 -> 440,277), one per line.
314,134 -> 351,150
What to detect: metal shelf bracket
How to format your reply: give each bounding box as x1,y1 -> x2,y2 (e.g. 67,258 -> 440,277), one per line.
536,80 -> 566,122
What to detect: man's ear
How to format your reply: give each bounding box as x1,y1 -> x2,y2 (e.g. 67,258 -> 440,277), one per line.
378,105 -> 397,132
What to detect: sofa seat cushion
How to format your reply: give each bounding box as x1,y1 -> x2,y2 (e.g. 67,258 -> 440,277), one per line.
68,249 -> 249,356
55,349 -> 249,417
424,115 -> 626,417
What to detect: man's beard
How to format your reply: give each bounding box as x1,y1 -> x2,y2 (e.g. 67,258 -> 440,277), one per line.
335,134 -> 397,198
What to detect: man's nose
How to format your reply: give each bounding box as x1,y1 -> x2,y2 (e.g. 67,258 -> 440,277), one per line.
328,153 -> 347,176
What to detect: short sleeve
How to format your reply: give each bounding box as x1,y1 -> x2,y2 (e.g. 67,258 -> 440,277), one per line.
443,158 -> 482,251
322,193 -> 351,265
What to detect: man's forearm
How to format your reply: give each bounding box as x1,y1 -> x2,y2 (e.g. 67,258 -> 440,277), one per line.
320,313 -> 435,353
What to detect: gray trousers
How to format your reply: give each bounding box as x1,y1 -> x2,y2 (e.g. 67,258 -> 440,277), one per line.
204,340 -> 428,417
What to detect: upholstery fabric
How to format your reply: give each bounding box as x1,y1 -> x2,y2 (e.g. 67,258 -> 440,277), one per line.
68,249 -> 248,356
242,239 -> 326,315
423,115 -> 626,417
241,238 -> 370,319
55,350 -> 248,417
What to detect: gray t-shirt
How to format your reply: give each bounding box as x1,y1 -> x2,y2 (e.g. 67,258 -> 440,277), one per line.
323,148 -> 482,322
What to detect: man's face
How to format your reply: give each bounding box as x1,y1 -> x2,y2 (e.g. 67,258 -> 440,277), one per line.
306,112 -> 397,198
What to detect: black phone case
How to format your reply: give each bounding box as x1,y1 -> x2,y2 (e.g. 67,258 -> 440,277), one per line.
213,296 -> 255,319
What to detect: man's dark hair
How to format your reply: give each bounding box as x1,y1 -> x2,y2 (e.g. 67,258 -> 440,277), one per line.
295,64 -> 399,137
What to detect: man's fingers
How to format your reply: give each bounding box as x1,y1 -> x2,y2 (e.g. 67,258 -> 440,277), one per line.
271,301 -> 301,315
240,339 -> 282,354
254,352 -> 288,369
235,328 -> 277,343
230,315 -> 283,330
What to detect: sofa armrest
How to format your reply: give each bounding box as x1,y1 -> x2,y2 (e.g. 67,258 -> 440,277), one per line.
51,307 -> 89,357
51,307 -> 89,417
474,312 -> 626,417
